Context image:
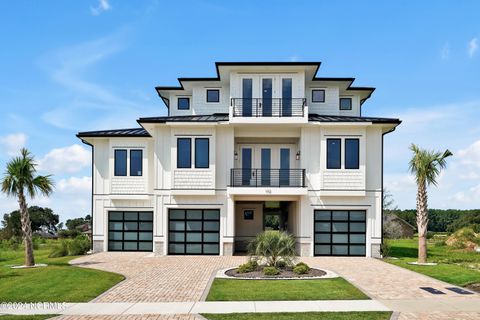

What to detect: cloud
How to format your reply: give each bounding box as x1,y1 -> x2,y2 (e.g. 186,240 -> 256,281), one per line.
57,176 -> 91,194
90,0 -> 111,16
38,144 -> 90,174
468,37 -> 478,57
457,139 -> 480,168
441,43 -> 450,60
451,184 -> 480,204
0,133 -> 27,157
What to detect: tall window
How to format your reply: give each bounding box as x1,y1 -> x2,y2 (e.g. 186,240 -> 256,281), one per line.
178,97 -> 190,110
177,138 -> 191,168
327,139 -> 341,169
195,138 -> 209,168
345,139 -> 359,169
312,89 -> 325,103
130,150 -> 143,176
340,98 -> 352,110
206,89 -> 220,103
114,150 -> 127,176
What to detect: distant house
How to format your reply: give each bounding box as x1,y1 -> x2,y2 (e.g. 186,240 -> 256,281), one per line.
383,213 -> 415,238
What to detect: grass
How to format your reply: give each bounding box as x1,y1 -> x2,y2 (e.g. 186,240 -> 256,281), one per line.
0,316 -> 57,320
206,278 -> 369,301
386,238 -> 480,287
0,241 -> 124,302
202,312 -> 392,320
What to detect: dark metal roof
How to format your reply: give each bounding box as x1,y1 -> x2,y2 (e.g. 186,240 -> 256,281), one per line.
308,114 -> 401,124
138,113 -> 229,123
77,128 -> 150,138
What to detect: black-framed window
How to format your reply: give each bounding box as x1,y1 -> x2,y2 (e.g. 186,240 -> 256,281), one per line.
243,209 -> 254,220
345,139 -> 359,169
108,211 -> 153,252
206,89 -> 220,103
314,210 -> 366,256
130,150 -> 143,176
195,138 -> 209,168
327,139 -> 341,169
114,150 -> 127,176
340,98 -> 352,110
312,89 -> 325,103
178,97 -> 190,110
168,209 -> 220,255
177,138 -> 191,168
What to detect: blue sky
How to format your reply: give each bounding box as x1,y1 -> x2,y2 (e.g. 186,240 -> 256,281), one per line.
1,1 -> 480,222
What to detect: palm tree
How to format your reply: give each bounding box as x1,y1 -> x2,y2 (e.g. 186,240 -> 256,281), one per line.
1,148 -> 54,266
409,144 -> 452,264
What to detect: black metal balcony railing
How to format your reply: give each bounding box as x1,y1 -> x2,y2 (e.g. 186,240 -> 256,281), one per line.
230,168 -> 306,188
231,98 -> 306,117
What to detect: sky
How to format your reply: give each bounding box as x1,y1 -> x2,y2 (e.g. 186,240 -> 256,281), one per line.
0,0 -> 479,222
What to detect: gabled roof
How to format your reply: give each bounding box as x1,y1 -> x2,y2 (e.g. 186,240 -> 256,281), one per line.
308,114 -> 401,124
138,113 -> 229,123
76,128 -> 150,138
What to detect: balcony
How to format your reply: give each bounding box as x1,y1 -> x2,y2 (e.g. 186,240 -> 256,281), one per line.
229,98 -> 308,124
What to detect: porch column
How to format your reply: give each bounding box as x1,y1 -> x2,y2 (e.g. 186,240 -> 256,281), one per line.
223,194 -> 235,255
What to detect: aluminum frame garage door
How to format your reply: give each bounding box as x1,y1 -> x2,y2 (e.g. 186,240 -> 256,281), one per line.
314,210 -> 366,256
168,209 -> 220,255
108,211 -> 153,252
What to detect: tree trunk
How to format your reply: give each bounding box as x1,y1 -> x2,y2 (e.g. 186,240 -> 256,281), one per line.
416,181 -> 428,264
19,191 -> 35,266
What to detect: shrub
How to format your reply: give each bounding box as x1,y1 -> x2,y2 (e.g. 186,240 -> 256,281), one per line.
67,235 -> 91,255
434,240 -> 446,247
380,240 -> 391,258
446,227 -> 479,250
263,266 -> 280,276
58,229 -> 82,239
247,231 -> 296,267
276,260 -> 287,269
383,221 -> 405,239
49,240 -> 69,258
236,260 -> 258,273
293,264 -> 310,275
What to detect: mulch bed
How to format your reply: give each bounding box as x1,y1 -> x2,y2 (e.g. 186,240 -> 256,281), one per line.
225,267 -> 326,278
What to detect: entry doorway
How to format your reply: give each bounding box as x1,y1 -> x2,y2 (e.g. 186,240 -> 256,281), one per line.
263,201 -> 289,231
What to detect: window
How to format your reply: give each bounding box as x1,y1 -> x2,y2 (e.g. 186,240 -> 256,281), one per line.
345,139 -> 359,169
130,150 -> 143,176
114,150 -> 127,176
178,97 -> 190,110
243,210 -> 254,220
312,89 -> 325,103
177,138 -> 191,168
327,139 -> 341,169
340,98 -> 352,110
195,138 -> 209,168
206,89 -> 220,103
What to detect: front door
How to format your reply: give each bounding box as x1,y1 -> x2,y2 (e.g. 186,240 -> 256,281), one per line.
260,148 -> 271,186
241,147 -> 254,186
279,148 -> 290,186
261,78 -> 273,117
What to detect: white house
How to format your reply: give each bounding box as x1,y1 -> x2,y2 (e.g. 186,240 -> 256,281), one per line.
77,62 -> 400,257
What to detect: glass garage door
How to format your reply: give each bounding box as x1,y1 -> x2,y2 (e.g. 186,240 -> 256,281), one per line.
168,209 -> 220,255
314,210 -> 366,256
108,211 -> 153,252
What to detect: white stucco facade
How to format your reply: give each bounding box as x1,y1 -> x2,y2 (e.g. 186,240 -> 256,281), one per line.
78,62 -> 400,258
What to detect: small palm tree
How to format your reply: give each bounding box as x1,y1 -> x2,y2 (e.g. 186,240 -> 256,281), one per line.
1,148 -> 54,266
247,231 -> 296,267
409,144 -> 452,264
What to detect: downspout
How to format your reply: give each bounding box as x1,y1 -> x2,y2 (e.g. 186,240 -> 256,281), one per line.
79,138 -> 94,252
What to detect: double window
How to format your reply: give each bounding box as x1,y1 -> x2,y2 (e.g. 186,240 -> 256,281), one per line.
177,138 -> 209,169
312,89 -> 325,103
114,149 -> 143,176
326,138 -> 359,170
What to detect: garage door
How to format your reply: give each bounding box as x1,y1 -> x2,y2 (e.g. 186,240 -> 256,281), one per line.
108,211 -> 153,251
314,210 -> 366,256
168,209 -> 220,255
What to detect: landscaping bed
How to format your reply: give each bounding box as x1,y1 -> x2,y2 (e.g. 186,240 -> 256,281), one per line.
225,266 -> 326,279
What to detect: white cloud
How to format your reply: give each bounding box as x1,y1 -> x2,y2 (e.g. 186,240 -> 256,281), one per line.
57,176 -> 91,194
468,37 -> 478,57
0,133 -> 27,156
90,0 -> 111,16
441,43 -> 450,60
457,140 -> 480,168
38,144 -> 90,174
451,184 -> 480,204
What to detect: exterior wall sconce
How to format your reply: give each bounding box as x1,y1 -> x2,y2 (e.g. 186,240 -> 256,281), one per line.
296,151 -> 301,160
234,151 -> 238,160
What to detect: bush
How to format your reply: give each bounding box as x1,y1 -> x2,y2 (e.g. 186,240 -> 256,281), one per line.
236,260 -> 258,273
380,240 -> 391,258
434,240 -> 446,247
276,260 -> 287,269
293,264 -> 310,275
263,266 -> 280,276
247,231 -> 296,267
58,229 -> 82,239
67,235 -> 91,255
49,240 -> 69,258
383,221 -> 405,239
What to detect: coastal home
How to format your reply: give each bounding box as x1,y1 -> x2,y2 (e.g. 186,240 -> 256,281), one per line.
77,62 -> 400,257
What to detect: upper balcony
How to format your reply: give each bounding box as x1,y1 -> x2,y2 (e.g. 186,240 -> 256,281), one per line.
229,98 -> 308,124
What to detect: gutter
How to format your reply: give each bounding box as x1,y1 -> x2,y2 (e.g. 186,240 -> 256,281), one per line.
79,138 -> 94,252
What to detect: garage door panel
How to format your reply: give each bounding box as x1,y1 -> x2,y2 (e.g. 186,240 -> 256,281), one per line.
108,211 -> 153,252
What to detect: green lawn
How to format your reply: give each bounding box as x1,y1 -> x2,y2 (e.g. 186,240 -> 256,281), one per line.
0,242 -> 124,302
202,312 -> 392,320
206,278 -> 369,301
386,238 -> 480,287
0,316 -> 57,320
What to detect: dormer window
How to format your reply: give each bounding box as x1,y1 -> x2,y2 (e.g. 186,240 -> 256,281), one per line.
340,98 -> 352,110
206,89 -> 220,103
178,97 -> 190,110
312,89 -> 325,103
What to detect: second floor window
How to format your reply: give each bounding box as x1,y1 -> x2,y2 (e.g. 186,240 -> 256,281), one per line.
114,150 -> 127,176
327,139 -> 341,169
340,98 -> 352,110
206,89 -> 220,103
195,138 -> 209,168
177,138 -> 192,168
178,97 -> 190,110
345,139 -> 360,169
312,89 -> 325,103
130,150 -> 143,176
